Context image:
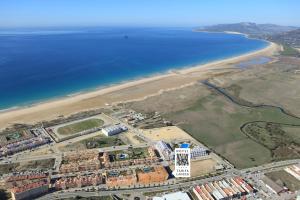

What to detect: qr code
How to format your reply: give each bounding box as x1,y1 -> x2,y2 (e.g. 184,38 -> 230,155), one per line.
176,152 -> 189,166
174,148 -> 190,177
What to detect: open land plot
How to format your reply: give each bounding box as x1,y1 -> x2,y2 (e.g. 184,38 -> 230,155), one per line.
266,170 -> 300,192
58,134 -> 124,152
119,131 -> 146,144
169,158 -> 217,177
0,158 -> 55,175
126,65 -> 300,168
141,126 -> 197,143
190,158 -> 218,177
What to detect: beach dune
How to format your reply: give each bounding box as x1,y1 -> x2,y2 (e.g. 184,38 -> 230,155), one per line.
0,42 -> 280,130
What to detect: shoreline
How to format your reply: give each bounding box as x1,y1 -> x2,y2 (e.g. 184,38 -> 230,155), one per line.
0,41 -> 280,129
0,36 -> 269,113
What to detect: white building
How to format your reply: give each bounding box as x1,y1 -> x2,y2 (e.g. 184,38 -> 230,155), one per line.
101,124 -> 128,136
153,191 -> 191,200
155,141 -> 173,161
191,146 -> 209,159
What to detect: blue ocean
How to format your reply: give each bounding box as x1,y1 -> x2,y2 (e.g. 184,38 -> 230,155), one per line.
0,27 -> 267,110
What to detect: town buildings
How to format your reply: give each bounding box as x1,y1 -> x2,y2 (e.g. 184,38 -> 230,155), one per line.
106,170 -> 137,188
106,166 -> 169,188
0,136 -> 51,157
59,150 -> 101,173
5,173 -> 50,200
100,147 -> 159,168
155,141 -> 173,161
55,174 -> 103,190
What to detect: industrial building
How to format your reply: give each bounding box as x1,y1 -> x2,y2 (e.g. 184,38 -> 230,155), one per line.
153,191 -> 191,200
192,177 -> 254,200
261,176 -> 286,195
285,164 -> 300,181
102,124 -> 128,136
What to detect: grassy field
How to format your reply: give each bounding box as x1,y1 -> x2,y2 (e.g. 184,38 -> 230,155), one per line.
57,118 -> 104,135
171,88 -> 300,168
128,82 -> 300,168
266,170 -> 300,192
126,57 -> 300,169
242,122 -> 300,160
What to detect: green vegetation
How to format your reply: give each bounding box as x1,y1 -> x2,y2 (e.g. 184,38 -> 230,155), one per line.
266,170 -> 300,192
280,45 -> 300,57
6,132 -> 22,141
0,159 -> 55,175
57,118 -> 104,135
84,136 -> 124,149
165,85 -> 300,168
242,122 -> 300,160
60,135 -> 124,151
110,147 -> 149,162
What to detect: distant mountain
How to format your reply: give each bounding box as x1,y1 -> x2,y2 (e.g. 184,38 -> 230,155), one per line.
267,28 -> 300,47
198,22 -> 298,36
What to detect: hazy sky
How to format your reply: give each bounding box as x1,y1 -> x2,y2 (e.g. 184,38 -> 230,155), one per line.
0,0 -> 299,28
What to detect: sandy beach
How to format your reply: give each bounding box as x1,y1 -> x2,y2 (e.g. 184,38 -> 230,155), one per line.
0,42 -> 280,129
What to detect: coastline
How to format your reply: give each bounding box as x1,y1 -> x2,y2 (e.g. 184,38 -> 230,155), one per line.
0,41 -> 280,129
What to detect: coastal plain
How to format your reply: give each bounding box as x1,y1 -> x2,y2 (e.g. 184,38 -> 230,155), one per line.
2,41 -> 300,169
0,42 -> 278,129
